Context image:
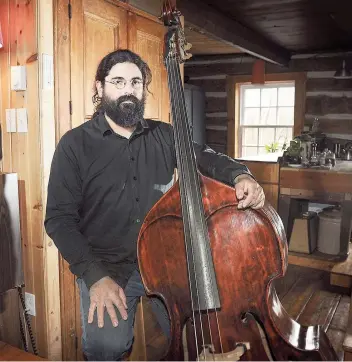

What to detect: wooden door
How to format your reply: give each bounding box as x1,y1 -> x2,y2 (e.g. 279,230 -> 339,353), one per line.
128,13 -> 170,123
57,1 -> 171,360
70,0 -> 128,129
62,1 -> 128,360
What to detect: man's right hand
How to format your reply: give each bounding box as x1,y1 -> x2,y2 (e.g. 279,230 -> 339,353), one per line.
88,276 -> 128,328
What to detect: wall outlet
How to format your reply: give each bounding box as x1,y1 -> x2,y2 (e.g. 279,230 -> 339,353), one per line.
25,292 -> 36,316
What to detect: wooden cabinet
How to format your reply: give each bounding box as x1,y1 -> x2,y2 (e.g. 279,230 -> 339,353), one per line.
241,161 -> 280,210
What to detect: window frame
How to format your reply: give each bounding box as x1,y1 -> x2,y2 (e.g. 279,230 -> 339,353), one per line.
226,72 -> 306,158
240,82 -> 295,157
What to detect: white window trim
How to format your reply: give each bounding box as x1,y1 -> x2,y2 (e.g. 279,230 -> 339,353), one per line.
239,82 -> 295,157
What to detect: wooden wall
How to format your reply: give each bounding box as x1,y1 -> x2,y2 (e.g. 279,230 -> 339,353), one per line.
184,53 -> 352,154
0,0 -> 59,358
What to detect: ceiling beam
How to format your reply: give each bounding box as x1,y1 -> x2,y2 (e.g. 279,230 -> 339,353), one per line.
176,0 -> 291,66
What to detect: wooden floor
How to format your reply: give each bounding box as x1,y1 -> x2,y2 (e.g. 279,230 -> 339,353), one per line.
1,266 -> 350,361
0,341 -> 46,361
274,264 -> 350,361
139,264 -> 351,361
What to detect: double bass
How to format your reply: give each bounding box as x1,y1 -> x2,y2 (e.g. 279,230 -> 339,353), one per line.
137,2 -> 338,360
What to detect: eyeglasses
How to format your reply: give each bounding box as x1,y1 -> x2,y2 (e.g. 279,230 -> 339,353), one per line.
105,78 -> 143,90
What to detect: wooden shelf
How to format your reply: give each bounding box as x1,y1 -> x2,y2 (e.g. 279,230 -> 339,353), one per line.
288,244 -> 352,289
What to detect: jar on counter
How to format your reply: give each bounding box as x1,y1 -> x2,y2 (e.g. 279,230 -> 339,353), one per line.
325,150 -> 336,167
319,149 -> 327,166
317,208 -> 341,255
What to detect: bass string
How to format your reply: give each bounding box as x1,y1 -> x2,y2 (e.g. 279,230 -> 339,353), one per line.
166,50 -> 224,359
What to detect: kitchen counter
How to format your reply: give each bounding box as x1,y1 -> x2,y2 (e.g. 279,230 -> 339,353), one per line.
284,160 -> 352,173
280,166 -> 352,194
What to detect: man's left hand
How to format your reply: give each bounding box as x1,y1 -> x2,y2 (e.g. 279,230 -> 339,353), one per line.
234,174 -> 265,209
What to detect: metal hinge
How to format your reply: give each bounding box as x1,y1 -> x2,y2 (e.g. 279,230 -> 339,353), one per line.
68,3 -> 72,19
69,101 -> 72,115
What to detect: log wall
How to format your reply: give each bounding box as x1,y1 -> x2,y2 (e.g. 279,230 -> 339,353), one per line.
184,53 -> 352,154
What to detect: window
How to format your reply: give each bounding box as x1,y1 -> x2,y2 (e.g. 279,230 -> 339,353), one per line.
239,82 -> 295,157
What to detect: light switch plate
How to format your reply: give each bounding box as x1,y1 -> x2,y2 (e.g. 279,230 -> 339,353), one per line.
5,108 -> 16,132
11,66 -> 27,91
17,108 -> 28,133
25,292 -> 36,316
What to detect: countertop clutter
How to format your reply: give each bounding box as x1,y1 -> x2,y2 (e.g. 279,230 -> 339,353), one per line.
282,128 -> 352,171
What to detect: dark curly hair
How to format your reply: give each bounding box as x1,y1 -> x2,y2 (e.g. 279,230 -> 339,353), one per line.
92,49 -> 152,112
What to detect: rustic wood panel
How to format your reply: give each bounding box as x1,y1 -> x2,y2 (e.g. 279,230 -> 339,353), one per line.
205,129 -> 227,146
185,54 -> 352,78
0,289 -> 22,349
39,0 -> 62,358
229,160 -> 280,209
207,0 -> 352,52
0,0 -> 12,172
240,161 -> 279,184
55,0 -> 78,359
280,269 -> 326,320
296,291 -> 341,330
305,118 -> 352,135
307,78 -> 352,92
177,0 -> 290,65
186,78 -> 227,92
0,341 -> 46,361
262,184 -> 279,210
280,168 -> 352,193
306,96 -> 352,115
276,266 -> 351,359
128,12 -> 170,122
184,27 -> 242,56
55,0 -> 72,141
0,0 -> 52,357
205,97 -> 227,113
343,292 -> 352,355
206,117 -> 228,127
274,264 -> 307,300
185,61 -> 253,78
328,295 -> 351,360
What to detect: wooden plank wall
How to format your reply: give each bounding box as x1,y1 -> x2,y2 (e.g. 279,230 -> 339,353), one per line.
184,53 -> 352,154
0,0 -> 53,357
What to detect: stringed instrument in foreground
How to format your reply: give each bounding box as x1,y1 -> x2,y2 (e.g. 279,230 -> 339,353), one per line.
137,2 -> 338,360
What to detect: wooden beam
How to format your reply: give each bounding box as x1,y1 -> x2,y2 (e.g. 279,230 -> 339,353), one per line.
40,0 -> 62,359
185,54 -> 352,78
205,97 -> 227,113
176,0 -> 290,66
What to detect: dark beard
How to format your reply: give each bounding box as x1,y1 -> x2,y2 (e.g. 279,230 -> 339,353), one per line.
101,93 -> 145,127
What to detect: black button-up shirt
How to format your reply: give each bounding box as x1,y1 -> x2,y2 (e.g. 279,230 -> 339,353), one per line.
44,112 -> 250,289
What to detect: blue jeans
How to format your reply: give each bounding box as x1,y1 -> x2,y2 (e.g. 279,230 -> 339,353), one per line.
77,270 -> 171,361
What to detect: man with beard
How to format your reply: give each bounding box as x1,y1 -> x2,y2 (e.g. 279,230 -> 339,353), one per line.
45,49 -> 265,361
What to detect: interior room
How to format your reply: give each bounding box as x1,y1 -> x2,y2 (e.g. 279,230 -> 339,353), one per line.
1,0 -> 352,360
